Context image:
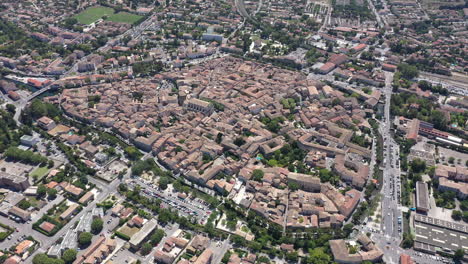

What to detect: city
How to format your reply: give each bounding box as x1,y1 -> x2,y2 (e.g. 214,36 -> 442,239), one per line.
0,0 -> 466,264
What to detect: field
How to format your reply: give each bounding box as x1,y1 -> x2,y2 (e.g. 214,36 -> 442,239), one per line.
74,6 -> 143,25
117,224 -> 140,238
74,6 -> 114,25
107,12 -> 143,24
30,166 -> 50,182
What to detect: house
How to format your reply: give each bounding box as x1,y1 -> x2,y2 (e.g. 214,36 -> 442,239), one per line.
318,62 -> 336,74
382,63 -> 397,72
15,240 -> 34,255
130,215 -> 144,228
60,203 -> 80,220
64,183 -> 84,197
111,204 -> 124,216
20,135 -> 39,147
154,250 -> 175,264
129,219 -> 158,249
9,206 -> 31,222
39,221 -> 56,233
73,236 -> 116,264
78,191 -> 94,204
37,116 -> 57,131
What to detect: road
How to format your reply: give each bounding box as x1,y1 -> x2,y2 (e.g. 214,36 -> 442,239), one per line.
372,71 -> 404,264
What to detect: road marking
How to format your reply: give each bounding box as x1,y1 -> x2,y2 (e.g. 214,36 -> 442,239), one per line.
450,233 -> 457,237
432,229 -> 443,233
416,234 -> 428,239
452,243 -> 458,247
415,225 -> 427,229
434,239 -> 444,243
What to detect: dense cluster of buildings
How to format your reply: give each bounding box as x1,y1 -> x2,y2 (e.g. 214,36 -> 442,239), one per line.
330,234 -> 384,263
239,167 -> 361,229
59,56 -> 373,206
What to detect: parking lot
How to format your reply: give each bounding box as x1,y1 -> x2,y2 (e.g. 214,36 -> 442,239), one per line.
129,178 -> 211,224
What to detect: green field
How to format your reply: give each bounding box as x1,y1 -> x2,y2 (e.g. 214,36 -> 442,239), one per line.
30,166 -> 50,181
107,12 -> 143,24
74,6 -> 114,25
74,6 -> 143,25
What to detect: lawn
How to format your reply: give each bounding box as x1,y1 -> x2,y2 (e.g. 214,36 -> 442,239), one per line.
74,6 -> 143,25
107,12 -> 143,24
117,224 -> 140,238
30,166 -> 50,182
74,6 -> 114,25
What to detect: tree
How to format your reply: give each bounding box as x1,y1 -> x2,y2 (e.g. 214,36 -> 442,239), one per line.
78,232 -> 93,248
91,218 -> 103,234
141,242 -> 153,255
37,184 -> 47,198
305,248 -> 331,264
401,232 -> 414,248
124,146 -> 141,160
454,249 -> 465,262
150,229 -> 165,245
452,210 -> 462,221
61,249 -> 77,264
288,182 -> 299,191
47,188 -> 58,199
33,254 -> 64,264
397,63 -> 419,79
5,104 -> 15,114
252,169 -> 264,182
158,177 -> 169,190
410,158 -> 426,173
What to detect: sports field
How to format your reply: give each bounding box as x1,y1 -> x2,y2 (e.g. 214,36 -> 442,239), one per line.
74,6 -> 143,25
107,12 -> 143,24
74,6 -> 114,25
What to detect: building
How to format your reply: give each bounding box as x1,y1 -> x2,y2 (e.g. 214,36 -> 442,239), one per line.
287,173 -> 321,192
330,235 -> 383,264
202,33 -> 223,42
0,171 -> 30,191
9,206 -> 31,222
194,248 -> 213,264
129,218 -> 158,249
60,203 -> 80,220
111,204 -> 124,216
73,236 -> 116,264
185,98 -> 214,115
78,191 -> 94,204
438,177 -> 468,199
435,165 -> 468,182
37,116 -> 57,131
318,62 -> 336,74
39,221 -> 56,233
64,183 -> 84,197
15,240 -> 34,255
382,63 -> 397,72
400,254 -> 414,264
415,181 -> 429,213
20,135 -> 39,147
414,214 -> 468,256
154,250 -> 175,264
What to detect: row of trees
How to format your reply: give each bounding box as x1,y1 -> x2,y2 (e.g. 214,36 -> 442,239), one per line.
33,248 -> 77,264
4,146 -> 48,165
